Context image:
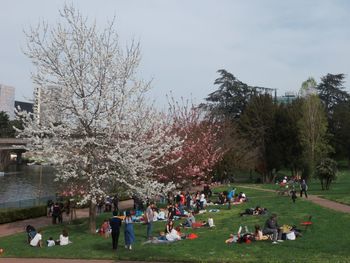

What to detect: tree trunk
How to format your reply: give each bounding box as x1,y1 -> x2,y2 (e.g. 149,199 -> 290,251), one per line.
89,202 -> 97,234
320,179 -> 324,190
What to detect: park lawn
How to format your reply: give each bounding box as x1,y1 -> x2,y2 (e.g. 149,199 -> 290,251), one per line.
254,166 -> 350,205
0,187 -> 350,263
308,167 -> 350,205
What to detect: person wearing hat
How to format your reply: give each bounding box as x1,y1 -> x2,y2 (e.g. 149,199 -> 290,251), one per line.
124,210 -> 135,250
109,211 -> 122,250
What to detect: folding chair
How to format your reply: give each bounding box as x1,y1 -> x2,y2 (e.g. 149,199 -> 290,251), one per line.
300,216 -> 313,232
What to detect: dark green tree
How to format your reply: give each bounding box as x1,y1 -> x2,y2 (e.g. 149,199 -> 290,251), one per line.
316,73 -> 349,115
0,111 -> 13,137
202,69 -> 257,119
273,100 -> 304,178
332,101 -> 350,166
239,94 -> 277,182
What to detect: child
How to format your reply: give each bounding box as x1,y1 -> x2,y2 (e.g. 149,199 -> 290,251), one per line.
291,188 -> 297,203
100,219 -> 111,238
47,237 -> 55,247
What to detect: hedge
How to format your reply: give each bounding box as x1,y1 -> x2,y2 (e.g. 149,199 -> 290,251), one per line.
0,205 -> 46,224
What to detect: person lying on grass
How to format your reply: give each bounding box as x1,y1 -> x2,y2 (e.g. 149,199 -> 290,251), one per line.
225,226 -> 254,244
240,206 -> 268,216
254,225 -> 269,240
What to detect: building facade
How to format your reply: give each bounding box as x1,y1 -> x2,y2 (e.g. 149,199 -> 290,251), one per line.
0,84 -> 15,119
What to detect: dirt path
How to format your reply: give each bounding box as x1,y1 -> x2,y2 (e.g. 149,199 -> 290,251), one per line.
0,199 -> 134,238
0,258 -> 167,263
238,185 -> 350,213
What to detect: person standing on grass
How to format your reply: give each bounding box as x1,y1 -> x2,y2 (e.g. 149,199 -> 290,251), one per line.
300,179 -> 308,198
145,202 -> 155,239
109,211 -> 122,250
124,210 -> 135,250
291,187 -> 297,203
52,203 -> 60,224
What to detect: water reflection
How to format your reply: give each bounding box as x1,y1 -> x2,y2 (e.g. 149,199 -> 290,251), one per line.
0,165 -> 57,203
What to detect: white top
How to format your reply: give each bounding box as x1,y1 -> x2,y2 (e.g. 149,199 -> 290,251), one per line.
208,218 -> 215,227
47,239 -> 55,247
157,211 -> 166,220
59,234 -> 69,246
200,193 -> 205,202
153,211 -> 159,221
30,233 -> 42,247
166,229 -> 181,242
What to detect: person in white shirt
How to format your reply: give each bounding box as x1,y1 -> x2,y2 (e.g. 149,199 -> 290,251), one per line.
165,228 -> 181,242
30,230 -> 42,247
47,237 -> 55,247
57,229 -> 70,246
200,192 -> 206,210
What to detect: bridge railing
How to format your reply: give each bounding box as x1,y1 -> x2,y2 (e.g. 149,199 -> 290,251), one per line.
0,195 -> 56,209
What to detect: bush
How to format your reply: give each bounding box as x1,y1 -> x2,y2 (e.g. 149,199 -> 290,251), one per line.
0,205 -> 46,224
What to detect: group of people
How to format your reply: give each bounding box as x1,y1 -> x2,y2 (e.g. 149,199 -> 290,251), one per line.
47,199 -> 77,224
101,210 -> 135,251
226,213 -> 302,245
97,194 -> 119,214
26,225 -> 71,248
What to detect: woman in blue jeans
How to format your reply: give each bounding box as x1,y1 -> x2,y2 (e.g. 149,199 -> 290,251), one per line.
124,211 -> 135,250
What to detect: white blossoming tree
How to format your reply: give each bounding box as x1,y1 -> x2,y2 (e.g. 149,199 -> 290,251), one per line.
18,5 -> 179,233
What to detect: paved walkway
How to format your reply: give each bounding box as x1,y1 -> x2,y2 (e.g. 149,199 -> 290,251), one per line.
0,199 -> 134,238
238,185 -> 350,213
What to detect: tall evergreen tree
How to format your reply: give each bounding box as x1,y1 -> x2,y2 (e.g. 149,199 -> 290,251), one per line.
202,69 -> 257,119
316,73 -> 349,115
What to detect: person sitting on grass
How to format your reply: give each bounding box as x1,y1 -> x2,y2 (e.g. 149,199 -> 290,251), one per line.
56,229 -> 70,246
165,227 -> 182,242
263,214 -> 283,244
181,211 -> 196,227
99,219 -> 111,238
30,230 -> 43,248
237,192 -> 247,202
165,219 -> 174,234
26,225 -> 37,244
47,237 -> 55,247
254,225 -> 269,241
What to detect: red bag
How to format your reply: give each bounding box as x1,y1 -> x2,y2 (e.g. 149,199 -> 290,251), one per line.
187,233 -> 198,240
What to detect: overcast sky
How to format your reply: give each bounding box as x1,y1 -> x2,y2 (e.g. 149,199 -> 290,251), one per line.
1,0 -> 350,107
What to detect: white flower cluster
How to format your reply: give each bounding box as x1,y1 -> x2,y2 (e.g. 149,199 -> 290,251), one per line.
17,5 -> 179,205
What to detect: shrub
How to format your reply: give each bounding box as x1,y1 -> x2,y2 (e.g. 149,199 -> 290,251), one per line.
315,158 -> 338,190
0,206 -> 46,224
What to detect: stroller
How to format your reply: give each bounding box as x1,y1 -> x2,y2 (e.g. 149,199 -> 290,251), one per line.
26,225 -> 37,243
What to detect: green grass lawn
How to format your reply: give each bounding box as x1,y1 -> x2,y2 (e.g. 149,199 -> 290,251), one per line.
1,187 -> 350,262
308,167 -> 350,205
256,166 -> 350,205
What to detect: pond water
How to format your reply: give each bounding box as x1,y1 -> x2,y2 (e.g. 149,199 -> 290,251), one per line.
0,165 -> 57,205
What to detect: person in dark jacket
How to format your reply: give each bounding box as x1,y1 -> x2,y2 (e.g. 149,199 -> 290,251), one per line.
263,214 -> 283,244
300,179 -> 308,198
109,211 -> 122,250
52,203 -> 61,224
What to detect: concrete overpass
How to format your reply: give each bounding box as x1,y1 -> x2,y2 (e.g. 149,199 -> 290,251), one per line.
0,138 -> 27,171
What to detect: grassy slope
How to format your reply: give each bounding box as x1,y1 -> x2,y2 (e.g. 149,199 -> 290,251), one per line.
308,167 -> 350,205
259,167 -> 350,205
0,187 -> 350,262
